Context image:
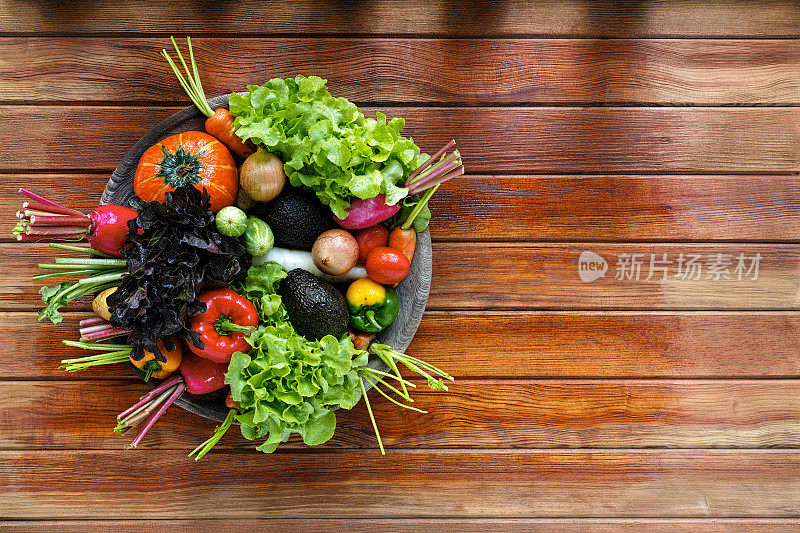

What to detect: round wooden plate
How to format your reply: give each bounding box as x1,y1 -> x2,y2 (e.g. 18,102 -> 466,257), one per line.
101,94 -> 433,422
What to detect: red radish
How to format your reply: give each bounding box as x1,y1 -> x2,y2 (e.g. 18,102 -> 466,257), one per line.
334,194 -> 400,230
334,141 -> 463,231
180,350 -> 229,395
115,350 -> 229,449
14,188 -> 137,257
87,205 -> 138,256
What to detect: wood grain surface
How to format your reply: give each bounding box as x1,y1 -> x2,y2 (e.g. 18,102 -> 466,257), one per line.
2,379 -> 798,449
2,1 -> 800,527
3,106 -> 800,173
2,1 -> 800,37
5,311 -> 799,380
3,38 -> 800,105
5,243 -> 800,310
2,519 -> 799,533
0,450 -> 797,518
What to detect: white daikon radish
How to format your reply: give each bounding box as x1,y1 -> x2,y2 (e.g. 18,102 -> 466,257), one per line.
253,247 -> 368,282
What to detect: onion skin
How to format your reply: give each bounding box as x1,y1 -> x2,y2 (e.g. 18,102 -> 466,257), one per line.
334,195 -> 400,230
312,229 -> 359,275
87,204 -> 137,256
240,148 -> 286,203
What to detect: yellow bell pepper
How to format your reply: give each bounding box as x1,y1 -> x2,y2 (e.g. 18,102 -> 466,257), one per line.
130,338 -> 183,381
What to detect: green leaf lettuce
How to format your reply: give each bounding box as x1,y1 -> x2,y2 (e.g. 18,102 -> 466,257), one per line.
226,262 -> 367,452
229,76 -> 428,218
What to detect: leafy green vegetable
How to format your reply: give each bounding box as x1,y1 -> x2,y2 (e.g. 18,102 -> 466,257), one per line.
108,186 -> 250,361
229,76 -> 428,219
228,261 -> 455,454
226,262 -> 369,452
232,262 -> 288,322
36,251 -> 128,324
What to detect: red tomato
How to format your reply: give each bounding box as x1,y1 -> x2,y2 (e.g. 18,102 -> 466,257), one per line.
366,247 -> 411,284
355,224 -> 390,263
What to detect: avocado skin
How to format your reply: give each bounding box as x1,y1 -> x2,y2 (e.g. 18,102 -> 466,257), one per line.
256,186 -> 332,250
278,268 -> 349,340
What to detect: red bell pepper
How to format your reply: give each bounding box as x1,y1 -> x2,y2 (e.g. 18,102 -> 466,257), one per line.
188,288 -> 258,363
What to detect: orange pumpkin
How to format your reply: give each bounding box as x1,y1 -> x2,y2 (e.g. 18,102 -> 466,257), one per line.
134,131 -> 238,212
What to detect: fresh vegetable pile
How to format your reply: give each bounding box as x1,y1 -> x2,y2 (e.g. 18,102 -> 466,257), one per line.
16,37 -> 463,457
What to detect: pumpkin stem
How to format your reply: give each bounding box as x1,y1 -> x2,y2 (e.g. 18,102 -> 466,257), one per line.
155,144 -> 204,187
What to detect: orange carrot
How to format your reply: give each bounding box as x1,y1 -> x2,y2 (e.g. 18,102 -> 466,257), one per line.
388,227 -> 416,263
205,108 -> 255,159
162,37 -> 254,158
225,389 -> 240,409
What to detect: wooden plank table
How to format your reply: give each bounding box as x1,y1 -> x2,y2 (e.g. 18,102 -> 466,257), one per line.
1,2 -> 799,530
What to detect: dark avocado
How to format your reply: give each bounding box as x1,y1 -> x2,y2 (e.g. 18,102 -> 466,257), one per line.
278,268 -> 348,340
256,186 -> 332,250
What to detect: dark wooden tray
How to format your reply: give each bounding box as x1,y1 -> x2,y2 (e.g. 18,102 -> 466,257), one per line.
102,94 -> 432,422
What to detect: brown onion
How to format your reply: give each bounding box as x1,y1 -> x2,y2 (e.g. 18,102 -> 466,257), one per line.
239,147 -> 286,203
312,229 -> 359,275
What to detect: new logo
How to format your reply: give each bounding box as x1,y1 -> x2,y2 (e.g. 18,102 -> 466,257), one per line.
578,251 -> 607,282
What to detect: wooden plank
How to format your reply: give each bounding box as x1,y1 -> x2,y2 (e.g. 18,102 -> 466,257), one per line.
2,106 -> 800,174
6,174 -> 800,243
427,175 -> 800,242
6,311 -> 800,380
2,1 -> 800,37
2,518 -> 798,533
0,243 -> 97,312
5,243 -> 800,311
3,38 -> 800,105
0,450 -> 797,518
1,379 -> 799,450
408,312 -> 800,378
429,243 -> 800,310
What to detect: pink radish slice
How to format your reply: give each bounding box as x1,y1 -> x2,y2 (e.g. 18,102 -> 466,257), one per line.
334,194 -> 400,230
179,351 -> 228,395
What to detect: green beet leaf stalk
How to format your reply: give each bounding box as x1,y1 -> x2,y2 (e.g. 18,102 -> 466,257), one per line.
35,244 -> 127,324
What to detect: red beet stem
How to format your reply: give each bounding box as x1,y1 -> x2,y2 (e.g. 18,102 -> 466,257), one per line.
18,188 -> 86,217
29,215 -> 92,227
409,158 -> 461,193
80,323 -> 115,335
16,234 -> 51,242
412,165 -> 465,194
22,201 -> 84,217
25,226 -> 89,237
117,375 -> 183,420
405,139 -> 455,186
17,233 -> 84,243
81,328 -> 130,342
129,382 -> 185,448
79,317 -> 106,327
